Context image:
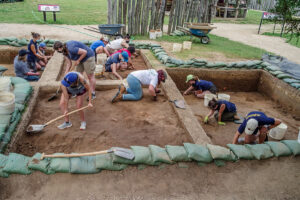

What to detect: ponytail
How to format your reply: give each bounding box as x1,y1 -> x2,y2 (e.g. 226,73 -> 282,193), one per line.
31,32 -> 41,39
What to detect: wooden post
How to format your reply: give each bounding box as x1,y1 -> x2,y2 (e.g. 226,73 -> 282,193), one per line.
149,0 -> 156,30
145,0 -> 151,34
160,0 -> 167,31
112,0 -> 118,23
180,0 -> 188,26
135,0 -> 141,34
172,0 -> 178,32
168,0 -> 176,34
123,0 -> 127,34
158,0 -> 166,30
141,0 -> 147,35
118,0 -> 122,24
235,0 -> 240,19
186,0 -> 193,22
127,0 -> 131,34
154,0 -> 161,29
224,0 -> 228,18
108,0 -> 112,24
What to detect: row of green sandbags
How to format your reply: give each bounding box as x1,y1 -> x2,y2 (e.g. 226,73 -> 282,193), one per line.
0,140 -> 299,178
0,77 -> 32,153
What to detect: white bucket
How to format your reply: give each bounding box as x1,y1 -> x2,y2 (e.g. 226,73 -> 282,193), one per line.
204,94 -> 217,107
218,93 -> 230,101
0,91 -> 15,114
183,41 -> 192,50
269,123 -> 288,140
94,64 -> 104,78
155,29 -> 163,38
96,53 -> 107,65
149,30 -> 156,40
172,43 -> 182,52
0,77 -> 11,92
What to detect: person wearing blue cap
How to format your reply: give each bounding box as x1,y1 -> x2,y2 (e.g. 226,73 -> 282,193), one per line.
36,42 -> 52,70
104,51 -> 129,80
59,72 -> 93,130
14,49 -> 40,81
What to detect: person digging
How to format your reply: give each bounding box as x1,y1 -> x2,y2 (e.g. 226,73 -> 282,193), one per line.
204,98 -> 240,126
104,51 -> 129,80
58,72 -> 93,130
111,69 -> 167,103
183,74 -> 217,98
232,111 -> 281,144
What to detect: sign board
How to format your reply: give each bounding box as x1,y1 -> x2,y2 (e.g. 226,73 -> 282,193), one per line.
38,4 -> 60,12
262,12 -> 279,20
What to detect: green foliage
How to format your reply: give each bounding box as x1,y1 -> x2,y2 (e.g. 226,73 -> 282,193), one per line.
272,0 -> 300,20
262,32 -> 300,48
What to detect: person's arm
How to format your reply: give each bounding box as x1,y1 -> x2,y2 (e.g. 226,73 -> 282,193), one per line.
73,48 -> 87,66
218,104 -> 226,124
61,85 -> 69,115
268,119 -> 281,130
204,109 -> 215,123
149,84 -> 157,100
37,48 -> 45,57
111,63 -> 122,80
183,86 -> 194,95
103,47 -> 110,57
79,75 -> 93,107
30,44 -> 43,59
26,72 -> 40,76
121,40 -> 129,48
64,56 -> 72,74
128,57 -> 134,69
233,131 -> 241,144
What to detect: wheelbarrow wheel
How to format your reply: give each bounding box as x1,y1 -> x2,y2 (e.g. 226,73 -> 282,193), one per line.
201,36 -> 209,44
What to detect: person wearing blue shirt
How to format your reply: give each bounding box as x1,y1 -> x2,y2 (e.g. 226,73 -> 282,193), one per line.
53,40 -> 96,100
183,74 -> 217,98
27,32 -> 45,72
104,51 -> 129,80
36,42 -> 52,70
14,49 -> 40,81
90,37 -> 109,57
204,98 -> 239,125
232,111 -> 281,144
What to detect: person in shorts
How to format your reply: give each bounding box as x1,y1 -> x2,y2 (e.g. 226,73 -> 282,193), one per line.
58,72 -> 93,130
183,74 -> 218,98
53,40 -> 96,100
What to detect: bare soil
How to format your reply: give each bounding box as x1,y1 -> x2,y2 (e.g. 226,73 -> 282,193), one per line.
185,92 -> 300,146
1,64 -> 14,76
12,89 -> 190,157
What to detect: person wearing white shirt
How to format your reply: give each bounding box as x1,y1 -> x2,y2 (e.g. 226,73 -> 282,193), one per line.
105,35 -> 130,55
111,69 -> 167,103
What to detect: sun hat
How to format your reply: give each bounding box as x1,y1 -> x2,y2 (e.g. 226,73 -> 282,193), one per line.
186,74 -> 194,83
121,51 -> 129,62
245,118 -> 259,135
61,72 -> 78,87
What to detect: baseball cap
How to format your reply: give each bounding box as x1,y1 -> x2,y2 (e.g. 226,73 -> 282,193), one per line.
18,49 -> 29,56
39,42 -> 46,48
186,74 -> 194,83
61,72 -> 78,87
245,118 -> 259,135
121,51 -> 129,62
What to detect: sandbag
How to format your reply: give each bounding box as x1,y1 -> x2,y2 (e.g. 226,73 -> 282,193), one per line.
95,154 -> 127,171
5,37 -> 17,42
15,103 -> 25,112
281,140 -> 300,156
10,109 -> 19,123
282,78 -> 300,84
269,70 -> 284,76
7,41 -> 22,47
207,144 -> 236,161
165,63 -> 178,67
70,156 -> 100,174
227,144 -> 254,160
112,154 -> 135,165
131,146 -> 155,165
18,38 -> 28,46
165,145 -> 190,162
0,114 -> 12,125
14,92 -> 29,104
3,153 -> 31,175
265,141 -> 292,157
10,77 -> 28,85
245,144 -> 274,160
149,145 -> 173,164
48,153 -> 70,173
28,153 -> 54,174
291,83 -> 300,89
184,60 -> 195,65
266,65 -> 281,71
183,143 -> 213,163
192,58 -> 207,64
236,61 -> 247,68
276,73 -> 292,79
0,154 -> 9,178
227,62 -> 236,68
206,62 -> 226,68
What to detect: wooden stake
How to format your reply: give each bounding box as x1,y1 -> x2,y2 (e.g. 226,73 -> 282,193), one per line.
118,0 -> 122,24
108,0 -> 112,24
167,0 -> 176,34
123,0 -> 127,34
149,0 -> 156,30
127,0 -> 131,34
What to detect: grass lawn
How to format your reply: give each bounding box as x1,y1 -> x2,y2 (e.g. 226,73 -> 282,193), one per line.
134,34 -> 268,60
262,32 -> 300,48
0,0 -> 108,24
213,10 -> 268,24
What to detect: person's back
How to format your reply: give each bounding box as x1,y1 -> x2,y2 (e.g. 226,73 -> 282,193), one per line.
217,100 -> 236,112
66,40 -> 94,62
108,38 -> 123,50
194,80 -> 213,91
90,40 -> 105,52
131,69 -> 158,87
14,55 -> 29,78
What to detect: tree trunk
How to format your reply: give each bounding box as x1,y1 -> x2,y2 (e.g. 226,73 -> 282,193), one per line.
118,0 -> 122,24
149,0 -> 156,30
123,0 -> 127,34
224,0 -> 228,18
168,0 -> 176,34
158,0 -> 166,30
235,0 -> 240,19
131,0 -> 136,34
108,0 -> 112,24
127,0 -> 132,34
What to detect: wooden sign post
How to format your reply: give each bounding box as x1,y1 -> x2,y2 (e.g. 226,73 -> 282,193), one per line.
38,4 -> 60,22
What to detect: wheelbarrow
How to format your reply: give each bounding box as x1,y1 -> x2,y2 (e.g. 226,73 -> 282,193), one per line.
177,23 -> 216,44
98,24 -> 125,38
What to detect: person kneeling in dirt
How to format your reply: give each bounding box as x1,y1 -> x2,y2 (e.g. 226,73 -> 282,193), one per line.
105,34 -> 130,55
53,40 -> 96,100
104,51 -> 129,80
14,49 -> 40,81
112,46 -> 136,69
36,42 -> 51,70
204,98 -> 239,126
90,37 -> 110,57
59,72 -> 93,130
111,69 -> 167,103
232,111 -> 281,144
183,74 -> 217,98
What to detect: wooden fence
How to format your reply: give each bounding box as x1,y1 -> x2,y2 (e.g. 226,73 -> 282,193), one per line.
248,0 -> 276,11
107,0 -> 217,36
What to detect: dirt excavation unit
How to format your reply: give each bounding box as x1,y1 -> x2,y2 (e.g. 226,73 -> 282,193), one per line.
0,46 -> 299,200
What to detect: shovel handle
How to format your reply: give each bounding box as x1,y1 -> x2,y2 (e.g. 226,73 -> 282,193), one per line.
41,150 -> 111,159
45,105 -> 90,126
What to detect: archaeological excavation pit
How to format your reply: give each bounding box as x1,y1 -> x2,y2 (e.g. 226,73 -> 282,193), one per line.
167,68 -> 300,146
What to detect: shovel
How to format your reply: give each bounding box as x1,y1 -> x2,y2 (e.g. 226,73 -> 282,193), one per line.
40,147 -> 135,160
26,105 -> 90,133
47,86 -> 60,101
169,100 -> 186,109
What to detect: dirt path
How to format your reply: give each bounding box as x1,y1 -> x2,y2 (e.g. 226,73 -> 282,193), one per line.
211,23 -> 300,65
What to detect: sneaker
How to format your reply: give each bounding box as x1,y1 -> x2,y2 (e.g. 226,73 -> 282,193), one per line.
80,121 -> 86,130
111,91 -> 122,103
58,122 -> 72,130
86,92 -> 96,101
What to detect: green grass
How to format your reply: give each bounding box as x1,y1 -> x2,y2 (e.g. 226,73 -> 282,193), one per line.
213,9 -> 269,24
134,34 -> 268,60
0,0 -> 108,24
262,32 -> 300,48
